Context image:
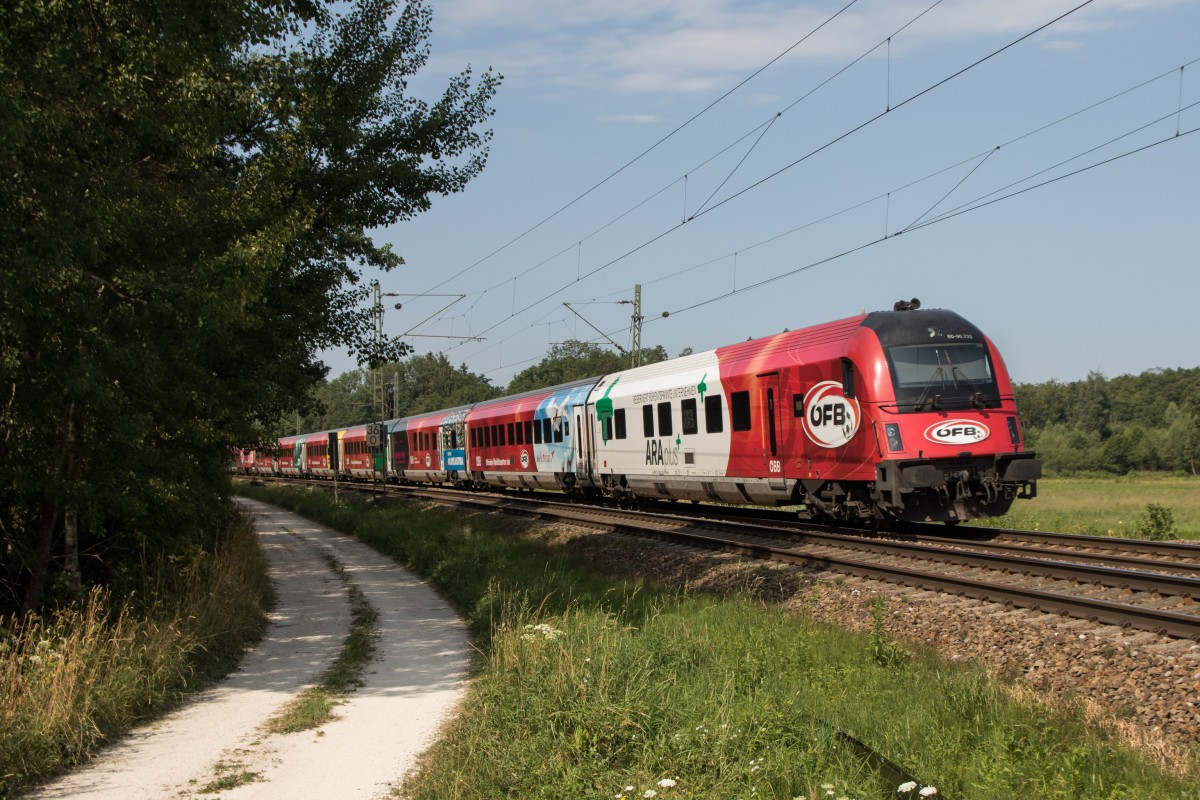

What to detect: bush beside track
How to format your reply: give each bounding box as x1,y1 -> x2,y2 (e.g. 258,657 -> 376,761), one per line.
0,509 -> 271,797
236,483 -> 1198,800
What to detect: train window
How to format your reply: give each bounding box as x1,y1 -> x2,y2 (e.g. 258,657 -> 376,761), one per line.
485,426 -> 492,448
793,394 -> 804,417
525,420 -> 533,444
841,358 -> 856,399
497,424 -> 505,446
533,419 -> 543,444
642,404 -> 654,437
505,422 -> 513,445
553,420 -> 563,443
604,416 -> 613,442
731,391 -> 752,432
615,408 -> 627,439
705,395 -> 723,433
563,419 -> 569,436
543,418 -> 552,443
470,427 -> 477,448
766,388 -> 778,457
657,402 -> 673,437
410,433 -> 417,451
681,398 -> 698,435
515,421 -> 523,445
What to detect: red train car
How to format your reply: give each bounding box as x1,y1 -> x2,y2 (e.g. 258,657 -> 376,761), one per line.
580,303 -> 1039,523
466,379 -> 594,491
341,425 -> 379,480
400,408 -> 466,484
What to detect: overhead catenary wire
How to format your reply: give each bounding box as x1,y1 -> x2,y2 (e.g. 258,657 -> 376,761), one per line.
442,0 -> 1101,357
411,0 -> 864,299
657,123 -> 1198,321
414,0 -> 950,339
451,54 -> 1198,374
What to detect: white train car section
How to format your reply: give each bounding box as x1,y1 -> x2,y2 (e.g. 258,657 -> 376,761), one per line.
576,351 -> 737,502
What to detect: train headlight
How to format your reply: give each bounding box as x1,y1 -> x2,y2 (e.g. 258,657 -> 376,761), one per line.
884,423 -> 904,452
1006,416 -> 1021,445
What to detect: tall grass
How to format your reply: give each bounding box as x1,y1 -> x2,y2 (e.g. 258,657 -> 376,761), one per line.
240,485 -> 1200,800
0,508 -> 271,796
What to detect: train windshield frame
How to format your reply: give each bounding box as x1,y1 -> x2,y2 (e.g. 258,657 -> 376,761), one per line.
885,342 -> 1001,411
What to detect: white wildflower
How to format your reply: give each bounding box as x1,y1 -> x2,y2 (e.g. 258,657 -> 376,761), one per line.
898,781 -> 918,793
643,790 -> 657,798
919,788 -> 938,797
658,778 -> 677,788
625,786 -> 635,792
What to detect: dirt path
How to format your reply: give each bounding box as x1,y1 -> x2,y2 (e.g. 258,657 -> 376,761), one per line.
25,498 -> 470,800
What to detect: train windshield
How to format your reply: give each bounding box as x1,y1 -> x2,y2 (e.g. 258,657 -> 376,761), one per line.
886,342 -> 1000,411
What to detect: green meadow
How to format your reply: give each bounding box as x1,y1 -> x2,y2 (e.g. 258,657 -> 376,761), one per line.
983,475 -> 1200,539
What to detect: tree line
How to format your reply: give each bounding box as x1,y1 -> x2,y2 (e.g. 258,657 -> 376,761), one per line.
292,341 -> 670,432
1016,368 -> 1200,475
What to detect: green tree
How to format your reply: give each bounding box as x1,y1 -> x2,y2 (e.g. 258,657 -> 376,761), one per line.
385,352 -> 501,416
1026,423 -> 1105,474
0,0 -> 498,611
506,341 -> 667,394
1069,370 -> 1112,437
1163,403 -> 1200,475
293,369 -> 373,432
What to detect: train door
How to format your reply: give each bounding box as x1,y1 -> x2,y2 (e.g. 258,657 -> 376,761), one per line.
573,403 -> 596,488
440,412 -> 467,481
389,425 -> 408,479
328,432 -> 340,474
757,372 -> 785,488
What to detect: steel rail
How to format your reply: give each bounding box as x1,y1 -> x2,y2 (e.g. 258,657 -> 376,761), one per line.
424,488 -> 1200,597
405,488 -> 1200,641
887,531 -> 1200,578
905,521 -> 1200,557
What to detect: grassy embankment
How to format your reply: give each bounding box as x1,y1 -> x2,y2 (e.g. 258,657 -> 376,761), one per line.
981,474 -> 1200,539
0,509 -> 272,797
238,483 -> 1199,800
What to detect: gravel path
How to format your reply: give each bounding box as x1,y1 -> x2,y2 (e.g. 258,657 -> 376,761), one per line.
24,499 -> 469,800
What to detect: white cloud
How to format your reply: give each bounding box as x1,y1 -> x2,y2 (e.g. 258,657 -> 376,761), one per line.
1040,38 -> 1085,51
430,0 -> 1195,96
601,113 -> 661,124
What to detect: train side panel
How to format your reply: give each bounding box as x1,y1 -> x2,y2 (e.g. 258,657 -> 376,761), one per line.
584,352 -> 743,501
469,380 -> 597,491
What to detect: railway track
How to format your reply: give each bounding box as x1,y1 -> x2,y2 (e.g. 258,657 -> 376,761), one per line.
246,476 -> 1200,640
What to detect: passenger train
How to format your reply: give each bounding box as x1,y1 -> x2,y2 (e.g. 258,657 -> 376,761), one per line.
236,302 -> 1041,524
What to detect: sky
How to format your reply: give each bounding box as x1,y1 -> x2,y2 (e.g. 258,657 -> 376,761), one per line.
326,0 -> 1200,388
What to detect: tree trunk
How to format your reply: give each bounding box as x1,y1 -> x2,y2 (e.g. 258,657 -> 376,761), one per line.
62,402 -> 81,588
22,501 -> 60,611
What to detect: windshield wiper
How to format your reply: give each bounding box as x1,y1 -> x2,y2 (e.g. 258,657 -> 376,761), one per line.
911,363 -> 944,412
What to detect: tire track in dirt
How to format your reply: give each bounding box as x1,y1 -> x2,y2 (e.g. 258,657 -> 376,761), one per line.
24,498 -> 469,800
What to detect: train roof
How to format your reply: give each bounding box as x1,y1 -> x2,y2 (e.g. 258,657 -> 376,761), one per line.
861,307 -> 985,345
469,376 -> 600,418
